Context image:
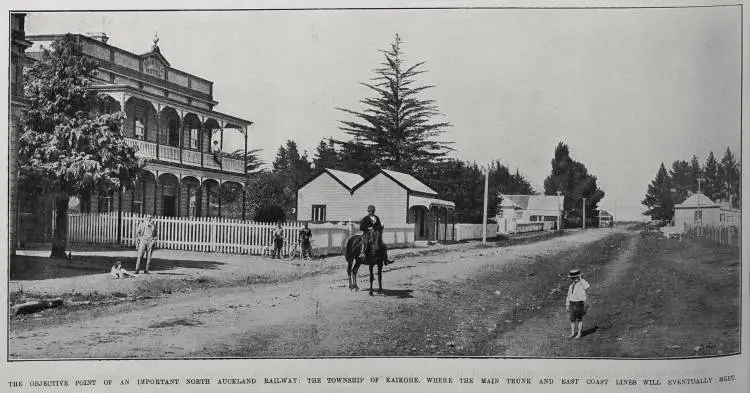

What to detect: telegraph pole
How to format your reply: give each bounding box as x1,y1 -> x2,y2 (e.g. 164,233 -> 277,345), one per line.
482,166 -> 489,245
582,197 -> 587,229
556,191 -> 562,231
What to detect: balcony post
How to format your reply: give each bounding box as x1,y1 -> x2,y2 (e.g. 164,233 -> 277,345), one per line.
200,115 -> 205,168
156,103 -> 162,160
178,111 -> 184,164
243,126 -> 248,220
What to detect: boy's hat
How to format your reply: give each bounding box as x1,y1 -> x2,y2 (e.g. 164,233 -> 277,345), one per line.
568,269 -> 581,278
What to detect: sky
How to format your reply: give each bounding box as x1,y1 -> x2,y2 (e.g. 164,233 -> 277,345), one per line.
22,6 -> 741,221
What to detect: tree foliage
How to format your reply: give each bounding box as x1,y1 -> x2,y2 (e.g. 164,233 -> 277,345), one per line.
543,142 -> 605,226
419,159 -> 534,223
641,163 -> 675,222
641,147 -> 740,221
19,34 -> 140,257
227,147 -> 264,175
335,34 -> 452,174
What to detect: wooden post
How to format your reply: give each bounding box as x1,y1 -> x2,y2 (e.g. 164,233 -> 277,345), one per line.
243,126 -> 248,221
117,187 -> 123,244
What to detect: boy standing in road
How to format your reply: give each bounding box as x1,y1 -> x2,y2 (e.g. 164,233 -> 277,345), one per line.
565,269 -> 590,339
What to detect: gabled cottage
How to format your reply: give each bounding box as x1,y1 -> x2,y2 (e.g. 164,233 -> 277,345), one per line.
297,168 -> 456,241
674,192 -> 739,228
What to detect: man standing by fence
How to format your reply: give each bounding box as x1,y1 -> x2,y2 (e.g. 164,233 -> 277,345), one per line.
134,215 -> 157,274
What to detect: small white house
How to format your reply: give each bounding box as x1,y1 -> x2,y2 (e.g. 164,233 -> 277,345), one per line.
297,168 -> 456,241
598,209 -> 614,227
495,194 -> 564,233
674,192 -> 740,228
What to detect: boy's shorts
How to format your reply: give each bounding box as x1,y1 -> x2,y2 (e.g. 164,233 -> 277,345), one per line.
569,301 -> 586,322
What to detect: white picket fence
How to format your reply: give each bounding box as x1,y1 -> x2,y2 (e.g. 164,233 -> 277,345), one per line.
64,212 -> 416,256
67,212 -> 306,255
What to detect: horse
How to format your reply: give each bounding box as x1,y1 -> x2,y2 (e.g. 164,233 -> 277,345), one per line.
345,230 -> 387,296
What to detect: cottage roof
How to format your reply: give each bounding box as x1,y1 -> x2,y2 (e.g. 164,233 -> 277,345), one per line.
675,192 -> 719,209
324,169 -> 364,190
598,210 -> 613,217
380,169 -> 437,195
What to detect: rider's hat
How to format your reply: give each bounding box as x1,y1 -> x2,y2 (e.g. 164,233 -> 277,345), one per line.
568,269 -> 581,278
367,205 -> 376,212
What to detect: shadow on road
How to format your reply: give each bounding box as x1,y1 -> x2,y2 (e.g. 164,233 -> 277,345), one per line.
581,325 -> 599,337
377,289 -> 414,299
10,255 -> 226,281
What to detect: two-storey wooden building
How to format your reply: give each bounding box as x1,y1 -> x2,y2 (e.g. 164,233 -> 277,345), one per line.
26,33 -> 253,219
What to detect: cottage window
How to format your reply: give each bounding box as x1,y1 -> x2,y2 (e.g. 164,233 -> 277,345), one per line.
530,215 -> 538,222
312,205 -> 327,222
190,128 -> 199,149
694,210 -> 703,223
134,118 -> 145,140
720,213 -> 725,222
515,211 -> 523,219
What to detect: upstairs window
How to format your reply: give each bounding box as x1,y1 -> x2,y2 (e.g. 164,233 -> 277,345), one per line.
190,128 -> 199,149
134,118 -> 145,140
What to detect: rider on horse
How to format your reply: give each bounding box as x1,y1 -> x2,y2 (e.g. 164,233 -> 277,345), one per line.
359,205 -> 393,265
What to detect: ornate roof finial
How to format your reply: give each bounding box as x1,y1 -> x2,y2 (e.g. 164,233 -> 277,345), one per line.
152,31 -> 160,51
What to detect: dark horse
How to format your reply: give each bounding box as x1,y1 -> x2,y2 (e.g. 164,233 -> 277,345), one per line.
345,230 -> 387,296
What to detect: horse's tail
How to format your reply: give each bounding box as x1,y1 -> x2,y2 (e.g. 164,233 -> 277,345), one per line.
345,235 -> 361,263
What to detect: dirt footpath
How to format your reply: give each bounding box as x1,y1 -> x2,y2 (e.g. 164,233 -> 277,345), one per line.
9,229 -> 623,359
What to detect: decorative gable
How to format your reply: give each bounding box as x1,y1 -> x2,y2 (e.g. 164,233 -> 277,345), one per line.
142,54 -> 169,78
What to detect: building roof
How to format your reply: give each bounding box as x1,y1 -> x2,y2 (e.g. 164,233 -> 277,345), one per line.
598,210 -> 613,217
675,192 -> 719,209
409,195 -> 455,209
499,194 -> 564,213
325,169 -> 364,190
380,169 -> 437,195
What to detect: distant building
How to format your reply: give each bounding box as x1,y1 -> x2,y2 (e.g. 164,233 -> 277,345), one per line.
297,168 -> 456,241
495,194 -> 564,233
9,13 -> 32,254
674,192 -> 740,228
597,209 -> 614,227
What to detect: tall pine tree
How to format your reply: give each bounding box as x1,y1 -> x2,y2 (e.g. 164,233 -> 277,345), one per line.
642,163 -> 675,222
543,142 -> 605,226
702,151 -> 722,202
336,34 -> 452,174
719,147 -> 740,207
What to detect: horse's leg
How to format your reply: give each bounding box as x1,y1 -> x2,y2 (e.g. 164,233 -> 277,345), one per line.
346,261 -> 354,289
369,263 -> 375,296
377,261 -> 383,293
352,261 -> 360,290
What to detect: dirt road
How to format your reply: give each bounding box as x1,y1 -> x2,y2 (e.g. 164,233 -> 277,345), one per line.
10,230 -> 619,359
13,227 -> 736,359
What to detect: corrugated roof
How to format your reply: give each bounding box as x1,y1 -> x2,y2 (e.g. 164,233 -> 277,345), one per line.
325,169 -> 364,190
675,192 -> 719,208
381,169 -> 437,195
